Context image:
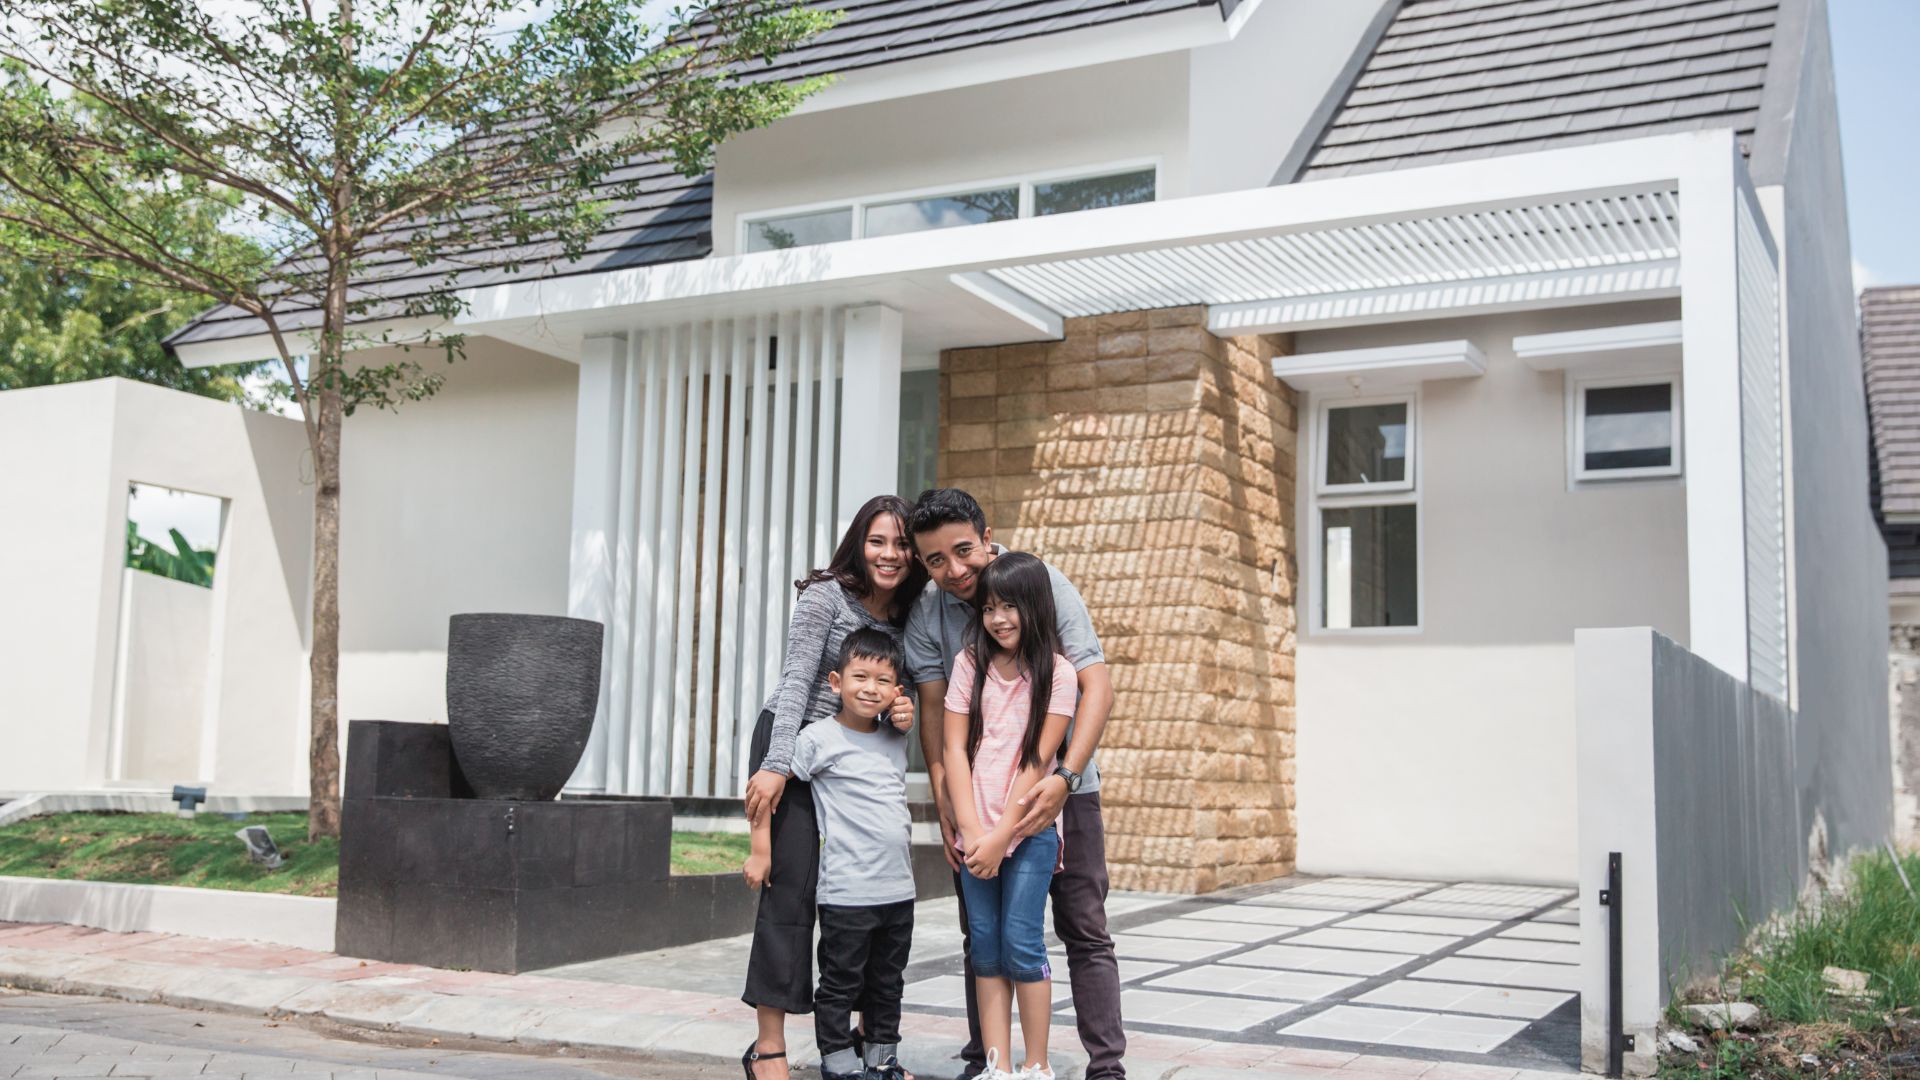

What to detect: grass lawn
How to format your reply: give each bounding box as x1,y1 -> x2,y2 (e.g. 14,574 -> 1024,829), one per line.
0,813 -> 754,899
1661,849 -> 1920,1079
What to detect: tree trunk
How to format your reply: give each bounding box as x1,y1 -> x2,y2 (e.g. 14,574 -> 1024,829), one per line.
307,377 -> 345,840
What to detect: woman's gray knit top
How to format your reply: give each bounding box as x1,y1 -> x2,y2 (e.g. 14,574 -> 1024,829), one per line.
757,581 -> 901,777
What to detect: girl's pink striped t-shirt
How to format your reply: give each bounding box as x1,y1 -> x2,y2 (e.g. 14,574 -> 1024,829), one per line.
945,648 -> 1078,852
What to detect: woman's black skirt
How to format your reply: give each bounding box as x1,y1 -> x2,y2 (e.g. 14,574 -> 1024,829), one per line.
740,708 -> 819,1013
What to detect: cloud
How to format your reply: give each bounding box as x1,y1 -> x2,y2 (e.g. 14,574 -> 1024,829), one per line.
1854,258 -> 1879,295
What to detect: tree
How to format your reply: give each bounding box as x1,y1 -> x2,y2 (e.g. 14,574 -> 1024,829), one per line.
0,0 -> 836,839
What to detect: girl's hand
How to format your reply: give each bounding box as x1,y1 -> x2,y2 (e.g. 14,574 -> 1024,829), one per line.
744,769 -> 788,826
743,852 -> 771,890
888,692 -> 914,734
964,831 -> 1010,879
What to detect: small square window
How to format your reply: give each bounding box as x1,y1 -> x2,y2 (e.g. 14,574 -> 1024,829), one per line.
1322,400 -> 1411,492
744,207 -> 853,252
1576,378 -> 1680,479
1033,168 -> 1156,216
864,187 -> 1019,239
1321,504 -> 1418,629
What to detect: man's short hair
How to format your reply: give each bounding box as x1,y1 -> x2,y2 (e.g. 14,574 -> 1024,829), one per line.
910,488 -> 988,540
836,627 -> 906,681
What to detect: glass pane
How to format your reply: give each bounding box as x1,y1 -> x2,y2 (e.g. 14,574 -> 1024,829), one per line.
1583,383 -> 1673,471
745,207 -> 853,252
864,187 -> 1019,238
897,369 -> 939,503
1324,403 -> 1408,487
1322,504 -> 1418,629
1033,169 -> 1156,216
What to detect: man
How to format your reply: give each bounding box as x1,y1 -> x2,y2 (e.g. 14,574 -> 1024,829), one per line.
903,488 -> 1123,1080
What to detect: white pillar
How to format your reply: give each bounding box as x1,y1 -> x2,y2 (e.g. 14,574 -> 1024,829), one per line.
1677,132 -> 1749,684
839,304 -> 904,535
565,334 -> 628,793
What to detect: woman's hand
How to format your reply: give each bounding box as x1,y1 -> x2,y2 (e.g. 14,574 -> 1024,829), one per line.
744,769 -> 788,827
963,831 -> 1010,880
743,851 -> 771,890
888,692 -> 914,734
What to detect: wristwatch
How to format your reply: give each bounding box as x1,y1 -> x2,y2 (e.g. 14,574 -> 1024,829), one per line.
1054,766 -> 1083,794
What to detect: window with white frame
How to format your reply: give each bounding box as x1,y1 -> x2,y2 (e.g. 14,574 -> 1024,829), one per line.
1572,375 -> 1681,481
740,165 -> 1157,253
1316,396 -> 1418,630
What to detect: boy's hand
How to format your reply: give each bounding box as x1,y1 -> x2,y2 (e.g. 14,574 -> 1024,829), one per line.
888,692 -> 914,734
743,851 -> 770,890
963,831 -> 1009,880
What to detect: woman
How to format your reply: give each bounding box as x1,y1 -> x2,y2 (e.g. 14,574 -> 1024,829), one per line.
741,494 -> 928,1080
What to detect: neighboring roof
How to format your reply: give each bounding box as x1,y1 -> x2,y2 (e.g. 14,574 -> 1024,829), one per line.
169,0 -> 1230,352
739,0 -> 1224,83
1296,0 -> 1782,181
1864,287 -> 1920,587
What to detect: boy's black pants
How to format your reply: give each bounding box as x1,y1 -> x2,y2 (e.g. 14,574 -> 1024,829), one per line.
815,898 -> 915,1058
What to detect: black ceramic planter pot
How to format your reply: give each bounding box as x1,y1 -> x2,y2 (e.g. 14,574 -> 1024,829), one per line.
445,613 -> 603,801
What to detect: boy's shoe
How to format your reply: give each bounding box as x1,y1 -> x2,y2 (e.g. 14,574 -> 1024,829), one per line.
865,1054 -> 909,1080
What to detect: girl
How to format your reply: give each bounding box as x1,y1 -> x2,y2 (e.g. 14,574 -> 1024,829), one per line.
942,553 -> 1076,1080
740,494 -> 929,1080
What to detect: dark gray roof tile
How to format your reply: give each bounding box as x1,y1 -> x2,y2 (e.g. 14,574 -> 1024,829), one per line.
1863,286 -> 1920,531
1300,0 -> 1780,181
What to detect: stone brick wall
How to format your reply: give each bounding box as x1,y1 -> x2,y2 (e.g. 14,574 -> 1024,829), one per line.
936,306 -> 1299,893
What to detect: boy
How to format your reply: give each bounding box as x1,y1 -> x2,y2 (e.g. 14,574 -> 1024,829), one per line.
746,628 -> 915,1080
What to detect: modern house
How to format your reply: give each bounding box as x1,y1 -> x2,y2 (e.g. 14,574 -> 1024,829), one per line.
1863,284 -> 1920,847
9,0 -> 1888,912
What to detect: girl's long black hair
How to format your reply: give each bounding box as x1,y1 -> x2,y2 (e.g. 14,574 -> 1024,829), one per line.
795,494 -> 929,626
965,552 -> 1061,771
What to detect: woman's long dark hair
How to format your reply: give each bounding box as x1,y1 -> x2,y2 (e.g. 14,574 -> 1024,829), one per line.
965,552 -> 1061,771
795,494 -> 928,626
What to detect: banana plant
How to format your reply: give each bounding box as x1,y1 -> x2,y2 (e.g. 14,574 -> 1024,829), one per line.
125,521 -> 215,587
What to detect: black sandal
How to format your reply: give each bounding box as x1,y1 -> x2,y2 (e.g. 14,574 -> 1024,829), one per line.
742,1042 -> 786,1080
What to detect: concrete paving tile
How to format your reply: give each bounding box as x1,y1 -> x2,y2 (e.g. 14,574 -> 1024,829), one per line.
1409,957 -> 1582,992
1458,939 -> 1580,964
1223,944 -> 1416,976
1062,988 -> 1294,1032
1340,913 -> 1500,937
1497,923 -> 1580,943
1354,979 -> 1574,1020
1123,918 -> 1285,944
1196,901 -> 1341,925
1283,1005 -> 1526,1054
1145,963 -> 1360,1001
1108,935 -> 1232,963
1290,928 -> 1460,955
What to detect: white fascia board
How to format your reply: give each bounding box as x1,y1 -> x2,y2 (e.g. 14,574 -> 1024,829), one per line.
1513,320 -> 1684,371
949,271 -> 1064,340
1210,261 -> 1681,336
170,317 -> 448,369
458,131 -> 1725,333
1273,339 -> 1487,392
793,2 -> 1255,116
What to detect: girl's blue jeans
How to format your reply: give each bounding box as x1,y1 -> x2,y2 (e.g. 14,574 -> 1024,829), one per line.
958,825 -> 1059,983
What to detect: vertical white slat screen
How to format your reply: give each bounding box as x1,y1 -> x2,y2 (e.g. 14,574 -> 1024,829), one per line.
574,308 -> 854,797
1736,194 -> 1788,700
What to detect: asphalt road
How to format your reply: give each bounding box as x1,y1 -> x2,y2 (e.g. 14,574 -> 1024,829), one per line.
0,989 -> 747,1080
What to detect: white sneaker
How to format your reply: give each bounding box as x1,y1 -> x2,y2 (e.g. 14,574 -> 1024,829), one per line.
980,1049 -> 1016,1080
1015,1063 -> 1053,1080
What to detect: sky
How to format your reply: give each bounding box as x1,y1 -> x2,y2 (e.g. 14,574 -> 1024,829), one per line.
1831,0 -> 1920,291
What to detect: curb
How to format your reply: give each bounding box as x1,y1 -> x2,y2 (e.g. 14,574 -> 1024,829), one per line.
0,946 -> 1270,1080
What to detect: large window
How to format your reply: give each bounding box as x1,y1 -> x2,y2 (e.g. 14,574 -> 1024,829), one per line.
1316,397 -> 1418,630
1572,375 -> 1681,481
741,164 -> 1157,252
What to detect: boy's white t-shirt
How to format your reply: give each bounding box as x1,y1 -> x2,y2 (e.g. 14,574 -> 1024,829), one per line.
790,718 -> 916,907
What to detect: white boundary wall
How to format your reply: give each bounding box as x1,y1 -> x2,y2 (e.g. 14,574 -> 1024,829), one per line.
0,876 -> 333,952
1576,627 -> 1802,1075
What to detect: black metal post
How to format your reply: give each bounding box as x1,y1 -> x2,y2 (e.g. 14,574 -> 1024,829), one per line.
1602,851 -> 1624,1078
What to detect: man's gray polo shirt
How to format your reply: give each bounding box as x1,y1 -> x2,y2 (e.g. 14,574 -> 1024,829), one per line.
903,546 -> 1104,794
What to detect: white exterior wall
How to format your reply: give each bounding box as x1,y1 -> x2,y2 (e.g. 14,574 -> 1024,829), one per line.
335,338 -> 578,730
1294,303 -> 1691,883
114,571 -> 214,784
0,379 -> 311,795
710,52 -> 1191,257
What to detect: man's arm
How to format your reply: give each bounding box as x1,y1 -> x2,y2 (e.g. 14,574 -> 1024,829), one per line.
1012,659 -> 1112,839
917,677 -> 959,872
